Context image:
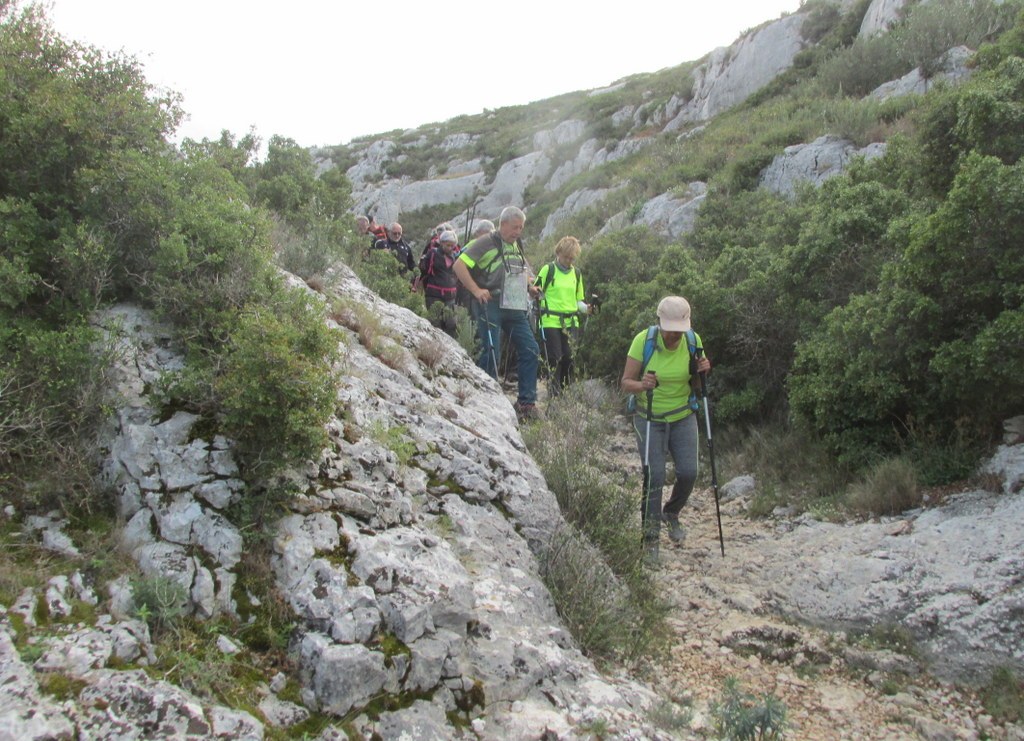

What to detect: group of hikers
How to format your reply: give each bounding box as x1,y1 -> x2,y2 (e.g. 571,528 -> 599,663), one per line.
355,206 -> 714,568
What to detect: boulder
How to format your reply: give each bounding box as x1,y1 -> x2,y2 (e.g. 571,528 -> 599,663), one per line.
759,466 -> 1024,682
630,183 -> 708,240
760,135 -> 886,197
541,186 -> 624,239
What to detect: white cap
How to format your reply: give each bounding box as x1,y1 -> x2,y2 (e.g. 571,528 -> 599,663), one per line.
656,296 -> 691,332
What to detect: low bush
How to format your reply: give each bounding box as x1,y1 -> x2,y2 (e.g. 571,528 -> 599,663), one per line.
844,457 -> 921,516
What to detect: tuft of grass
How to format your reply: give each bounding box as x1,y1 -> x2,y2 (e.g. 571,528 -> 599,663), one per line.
367,422 -> 416,467
719,421 -> 852,517
980,666 -> 1024,724
852,622 -> 919,659
38,672 -> 87,701
415,336 -> 446,372
844,457 -> 921,517
648,699 -> 693,734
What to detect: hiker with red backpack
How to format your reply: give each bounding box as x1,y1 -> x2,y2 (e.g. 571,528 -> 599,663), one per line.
418,230 -> 461,337
534,236 -> 591,397
620,296 -> 711,568
356,214 -> 388,248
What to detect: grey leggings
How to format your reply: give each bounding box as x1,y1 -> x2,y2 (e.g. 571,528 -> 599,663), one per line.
632,412 -> 699,542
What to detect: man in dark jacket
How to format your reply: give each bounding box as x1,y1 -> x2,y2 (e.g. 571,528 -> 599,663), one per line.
372,222 -> 415,274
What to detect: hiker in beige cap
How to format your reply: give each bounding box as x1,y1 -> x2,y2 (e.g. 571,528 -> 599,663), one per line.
620,296 -> 711,568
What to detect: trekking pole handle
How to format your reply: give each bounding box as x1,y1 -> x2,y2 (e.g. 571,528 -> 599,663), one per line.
694,348 -> 710,395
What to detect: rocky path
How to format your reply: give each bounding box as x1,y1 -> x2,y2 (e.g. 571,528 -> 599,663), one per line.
643,491 -> 1010,741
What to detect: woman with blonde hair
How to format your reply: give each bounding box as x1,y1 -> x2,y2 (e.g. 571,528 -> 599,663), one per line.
534,236 -> 589,397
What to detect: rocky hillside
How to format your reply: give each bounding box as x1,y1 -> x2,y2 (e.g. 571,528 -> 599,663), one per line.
319,0 -> 973,246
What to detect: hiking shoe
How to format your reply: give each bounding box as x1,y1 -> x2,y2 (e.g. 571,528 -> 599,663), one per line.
642,543 -> 661,570
513,402 -> 539,422
665,518 -> 686,543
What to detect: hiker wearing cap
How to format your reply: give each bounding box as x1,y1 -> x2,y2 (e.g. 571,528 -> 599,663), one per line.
372,222 -> 416,274
534,236 -> 589,397
620,296 -> 711,567
453,206 -> 541,421
419,230 -> 460,337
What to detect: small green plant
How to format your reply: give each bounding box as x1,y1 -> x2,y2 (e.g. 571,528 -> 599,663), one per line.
980,666 -> 1024,723
132,575 -> 189,634
852,622 -> 919,658
368,422 -> 417,466
38,672 -> 88,701
747,484 -> 784,519
577,715 -> 610,739
711,677 -> 787,740
454,308 -> 479,359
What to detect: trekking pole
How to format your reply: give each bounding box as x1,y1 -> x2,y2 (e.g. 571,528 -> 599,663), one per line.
641,374 -> 655,543
482,303 -> 499,380
463,196 -> 480,245
695,348 -> 725,557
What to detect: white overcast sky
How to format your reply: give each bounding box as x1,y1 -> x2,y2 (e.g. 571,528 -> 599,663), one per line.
46,0 -> 804,150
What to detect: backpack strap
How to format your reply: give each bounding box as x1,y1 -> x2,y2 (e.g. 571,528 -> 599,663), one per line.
639,325 -> 659,374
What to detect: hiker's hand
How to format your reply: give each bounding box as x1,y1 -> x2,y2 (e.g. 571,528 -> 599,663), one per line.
474,288 -> 491,303
696,356 -> 711,374
640,372 -> 658,391
528,284 -> 541,299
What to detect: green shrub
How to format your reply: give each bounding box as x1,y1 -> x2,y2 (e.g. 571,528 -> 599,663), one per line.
343,242 -> 427,318
132,575 -> 189,634
272,215 -> 349,283
816,33 -> 906,97
0,320 -> 114,512
216,288 -> 341,475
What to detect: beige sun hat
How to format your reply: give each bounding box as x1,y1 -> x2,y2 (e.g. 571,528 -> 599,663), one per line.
656,296 -> 691,332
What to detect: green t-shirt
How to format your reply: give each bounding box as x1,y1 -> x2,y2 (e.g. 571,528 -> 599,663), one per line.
535,263 -> 584,329
628,328 -> 702,422
457,232 -> 527,292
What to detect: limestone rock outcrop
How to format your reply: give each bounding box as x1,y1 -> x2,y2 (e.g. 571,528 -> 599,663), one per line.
760,135 -> 887,197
